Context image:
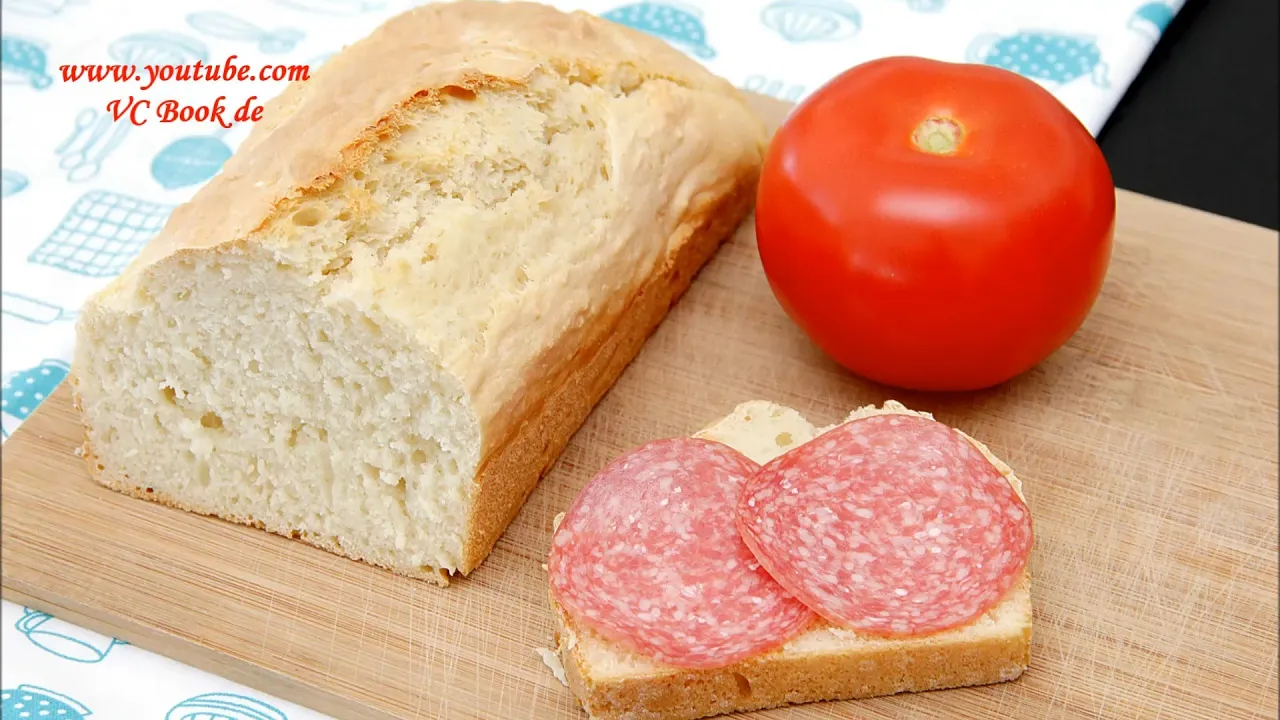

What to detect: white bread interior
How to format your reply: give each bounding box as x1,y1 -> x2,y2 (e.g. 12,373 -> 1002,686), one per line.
550,400 -> 1032,720
69,2 -> 766,584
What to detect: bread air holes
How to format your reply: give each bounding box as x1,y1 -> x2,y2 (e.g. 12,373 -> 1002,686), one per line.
732,673 -> 752,698
321,255 -> 352,276
362,462 -> 397,486
775,432 -> 792,447
190,347 -> 212,368
199,411 -> 223,430
291,206 -> 325,227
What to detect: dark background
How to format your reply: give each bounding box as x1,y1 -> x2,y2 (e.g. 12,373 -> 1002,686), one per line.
1098,0 -> 1278,230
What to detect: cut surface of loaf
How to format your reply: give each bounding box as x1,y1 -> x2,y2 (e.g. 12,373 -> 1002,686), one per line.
551,400 -> 1032,720
70,1 -> 766,584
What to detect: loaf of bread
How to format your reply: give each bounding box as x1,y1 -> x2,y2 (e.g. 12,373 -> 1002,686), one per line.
69,1 -> 766,584
549,401 -> 1032,720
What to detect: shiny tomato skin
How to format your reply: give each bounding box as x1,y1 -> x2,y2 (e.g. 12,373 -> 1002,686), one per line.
756,56 -> 1116,392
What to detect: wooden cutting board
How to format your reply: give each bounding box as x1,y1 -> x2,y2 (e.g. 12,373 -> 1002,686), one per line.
3,94 -> 1277,720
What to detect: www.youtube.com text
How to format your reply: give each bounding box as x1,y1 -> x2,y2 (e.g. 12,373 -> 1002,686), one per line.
59,55 -> 310,127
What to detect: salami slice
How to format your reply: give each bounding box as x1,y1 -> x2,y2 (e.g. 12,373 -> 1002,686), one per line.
736,413 -> 1033,637
548,437 -> 815,669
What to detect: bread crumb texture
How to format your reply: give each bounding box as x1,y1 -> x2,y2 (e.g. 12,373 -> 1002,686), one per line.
71,2 -> 765,581
537,647 -> 571,687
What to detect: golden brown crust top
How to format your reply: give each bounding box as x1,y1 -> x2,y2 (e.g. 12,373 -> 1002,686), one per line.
129,0 -> 740,271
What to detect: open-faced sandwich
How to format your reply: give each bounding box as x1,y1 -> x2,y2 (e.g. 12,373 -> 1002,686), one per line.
547,400 -> 1033,720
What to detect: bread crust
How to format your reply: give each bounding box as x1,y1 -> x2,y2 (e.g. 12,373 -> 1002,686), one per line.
461,175 -> 757,574
116,1 -> 745,276
553,590 -> 1030,720
547,402 -> 1033,719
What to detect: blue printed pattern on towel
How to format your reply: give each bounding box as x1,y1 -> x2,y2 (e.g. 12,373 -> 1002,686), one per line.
1,35 -> 53,89
269,0 -> 386,14
601,2 -> 716,59
16,608 -> 129,664
0,0 -> 84,16
2,359 -> 69,435
2,169 -> 28,197
107,30 -> 210,64
186,11 -> 305,54
761,0 -> 861,43
1,292 -> 78,324
54,107 -> 132,183
152,132 -> 234,190
904,0 -> 945,11
968,30 -> 1109,87
28,191 -> 175,277
1129,1 -> 1176,39
1,685 -> 92,720
166,693 -> 288,720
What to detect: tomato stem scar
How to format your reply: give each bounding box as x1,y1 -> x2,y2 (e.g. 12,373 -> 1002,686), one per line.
912,116 -> 964,155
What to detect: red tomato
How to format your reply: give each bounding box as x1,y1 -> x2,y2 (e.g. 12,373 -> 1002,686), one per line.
756,56 -> 1116,392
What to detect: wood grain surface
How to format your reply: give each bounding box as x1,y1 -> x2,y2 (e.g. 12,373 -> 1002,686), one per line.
3,95 -> 1277,720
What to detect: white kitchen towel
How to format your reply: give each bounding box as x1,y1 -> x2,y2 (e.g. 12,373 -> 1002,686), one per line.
1,0 -> 1183,716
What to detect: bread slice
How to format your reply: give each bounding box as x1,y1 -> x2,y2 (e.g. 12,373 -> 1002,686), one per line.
549,400 -> 1032,720
69,1 -> 766,584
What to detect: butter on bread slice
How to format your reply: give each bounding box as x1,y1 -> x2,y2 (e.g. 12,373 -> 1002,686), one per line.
549,400 -> 1032,720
